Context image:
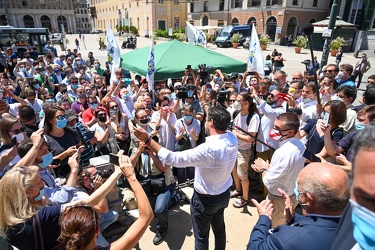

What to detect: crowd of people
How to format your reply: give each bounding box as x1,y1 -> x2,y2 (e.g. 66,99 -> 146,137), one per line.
0,40 -> 373,250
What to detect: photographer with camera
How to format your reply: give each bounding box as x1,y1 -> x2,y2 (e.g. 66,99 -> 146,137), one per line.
231,92 -> 260,208
177,84 -> 204,122
181,65 -> 197,87
72,165 -> 119,248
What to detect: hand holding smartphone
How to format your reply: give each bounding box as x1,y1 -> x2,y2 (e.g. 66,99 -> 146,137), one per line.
322,112 -> 330,127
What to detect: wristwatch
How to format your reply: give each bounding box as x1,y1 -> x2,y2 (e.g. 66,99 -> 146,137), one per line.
259,168 -> 267,174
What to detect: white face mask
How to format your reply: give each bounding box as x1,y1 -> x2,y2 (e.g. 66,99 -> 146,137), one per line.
233,101 -> 242,111
336,71 -> 345,80
12,133 -> 25,142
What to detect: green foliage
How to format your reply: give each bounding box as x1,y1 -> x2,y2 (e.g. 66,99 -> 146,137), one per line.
230,32 -> 242,43
259,34 -> 270,45
292,35 -> 308,48
330,36 -> 345,50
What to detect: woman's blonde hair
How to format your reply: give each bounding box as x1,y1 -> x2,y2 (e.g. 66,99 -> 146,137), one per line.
0,166 -> 39,238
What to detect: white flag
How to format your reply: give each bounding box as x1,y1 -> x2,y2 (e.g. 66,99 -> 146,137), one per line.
248,24 -> 264,77
186,21 -> 206,49
106,22 -> 121,82
146,35 -> 155,92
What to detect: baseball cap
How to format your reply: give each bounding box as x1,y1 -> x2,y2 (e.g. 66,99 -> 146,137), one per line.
65,110 -> 78,122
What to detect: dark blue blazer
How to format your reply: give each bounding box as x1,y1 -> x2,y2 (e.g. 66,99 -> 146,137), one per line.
51,72 -> 66,84
247,213 -> 341,250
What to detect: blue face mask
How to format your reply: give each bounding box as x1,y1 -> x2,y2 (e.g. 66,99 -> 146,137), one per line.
33,188 -> 45,201
294,181 -> 308,206
71,84 -> 79,89
355,121 -> 366,130
21,67 -> 27,72
350,199 -> 375,249
56,119 -> 67,129
122,92 -> 132,100
184,115 -> 193,123
90,103 -> 98,110
302,97 -> 312,104
46,98 -> 55,103
54,68 -> 60,73
40,71 -> 46,76
34,84 -> 40,89
39,152 -> 53,169
187,90 -> 194,98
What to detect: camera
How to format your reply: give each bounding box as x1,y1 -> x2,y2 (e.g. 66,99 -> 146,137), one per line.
301,59 -> 310,71
177,86 -> 188,99
198,64 -> 209,86
217,90 -> 229,103
94,169 -> 114,179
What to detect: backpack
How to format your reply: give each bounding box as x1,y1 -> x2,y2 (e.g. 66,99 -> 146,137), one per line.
232,110 -> 254,126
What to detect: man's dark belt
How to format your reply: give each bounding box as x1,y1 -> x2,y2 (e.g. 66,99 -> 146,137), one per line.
194,188 -> 229,197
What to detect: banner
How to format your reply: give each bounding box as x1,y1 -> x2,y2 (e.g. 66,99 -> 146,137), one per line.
146,35 -> 155,92
248,24 -> 264,77
106,22 -> 121,82
186,21 -> 207,49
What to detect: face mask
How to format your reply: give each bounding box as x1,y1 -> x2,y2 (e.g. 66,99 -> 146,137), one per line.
56,119 -> 67,129
233,101 -> 242,111
33,188 -> 45,201
294,181 -> 308,206
184,115 -> 193,123
206,88 -> 212,92
98,116 -> 107,123
39,152 -> 53,169
336,71 -> 344,80
71,84 -> 79,89
54,68 -> 60,73
122,94 -> 131,100
269,128 -> 284,141
12,133 -> 25,142
139,118 -> 149,125
187,90 -> 194,98
94,63 -> 99,68
302,97 -> 312,104
40,71 -> 46,76
350,199 -> 375,250
164,94 -> 171,100
34,84 -> 40,89
46,98 -> 55,103
90,103 -> 98,110
21,67 -> 27,72
355,121 -> 366,130
274,80 -> 282,87
362,57 -> 366,62
77,61 -> 81,65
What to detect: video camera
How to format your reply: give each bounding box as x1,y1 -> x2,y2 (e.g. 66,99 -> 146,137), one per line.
176,86 -> 188,99
94,169 -> 114,179
198,64 -> 213,86
217,90 -> 229,104
301,59 -> 310,71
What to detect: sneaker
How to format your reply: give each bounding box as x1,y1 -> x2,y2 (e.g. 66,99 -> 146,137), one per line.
153,230 -> 166,245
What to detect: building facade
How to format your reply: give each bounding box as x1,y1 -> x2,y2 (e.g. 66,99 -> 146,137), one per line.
89,0 -> 188,35
0,0 -> 80,33
76,0 -> 91,34
188,0 -> 332,44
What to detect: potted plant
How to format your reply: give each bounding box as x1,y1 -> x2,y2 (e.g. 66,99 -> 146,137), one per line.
292,35 -> 308,53
330,36 -> 345,56
259,34 -> 270,50
230,33 -> 242,48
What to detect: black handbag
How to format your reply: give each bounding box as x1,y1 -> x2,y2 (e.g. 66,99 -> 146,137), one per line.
176,120 -> 192,151
150,173 -> 166,194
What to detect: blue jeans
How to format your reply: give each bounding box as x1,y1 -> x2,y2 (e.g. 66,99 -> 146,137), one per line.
191,188 -> 230,250
149,183 -> 176,232
96,209 -> 119,247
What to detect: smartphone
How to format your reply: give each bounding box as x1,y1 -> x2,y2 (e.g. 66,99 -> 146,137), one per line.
322,112 -> 330,127
26,77 -> 34,81
278,93 -> 288,100
109,153 -> 119,166
77,146 -> 85,162
186,65 -> 191,70
131,119 -> 137,128
11,137 -> 17,147
155,125 -> 161,131
3,72 -> 8,79
248,71 -> 255,76
122,78 -> 131,87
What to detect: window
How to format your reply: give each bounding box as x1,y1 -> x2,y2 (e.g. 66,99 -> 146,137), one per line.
22,0 -> 28,6
231,0 -> 242,8
174,0 -> 179,4
158,0 -> 164,3
313,0 -> 318,7
292,0 -> 298,5
137,1 -> 139,7
174,17 -> 179,29
204,1 -> 208,11
218,20 -> 224,27
266,0 -> 281,5
219,0 -> 225,10
190,2 -> 194,12
248,0 -> 261,7
158,20 -> 166,30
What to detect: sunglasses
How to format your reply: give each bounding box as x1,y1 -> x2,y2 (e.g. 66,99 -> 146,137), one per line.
56,115 -> 68,120
323,70 -> 334,73
10,126 -> 25,135
229,100 -> 236,103
268,93 -> 275,98
110,105 -> 118,110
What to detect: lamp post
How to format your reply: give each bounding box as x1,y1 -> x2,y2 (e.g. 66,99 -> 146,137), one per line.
319,0 -> 339,70
56,0 -> 66,53
118,9 -> 122,35
2,0 -> 10,25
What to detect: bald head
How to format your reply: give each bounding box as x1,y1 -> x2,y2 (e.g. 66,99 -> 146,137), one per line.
292,71 -> 303,81
298,163 -> 349,214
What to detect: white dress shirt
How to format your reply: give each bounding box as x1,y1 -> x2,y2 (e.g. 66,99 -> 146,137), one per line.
263,137 -> 305,196
158,131 -> 238,195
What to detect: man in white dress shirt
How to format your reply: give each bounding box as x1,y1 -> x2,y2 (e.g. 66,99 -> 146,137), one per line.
252,112 -> 305,228
134,105 -> 238,250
